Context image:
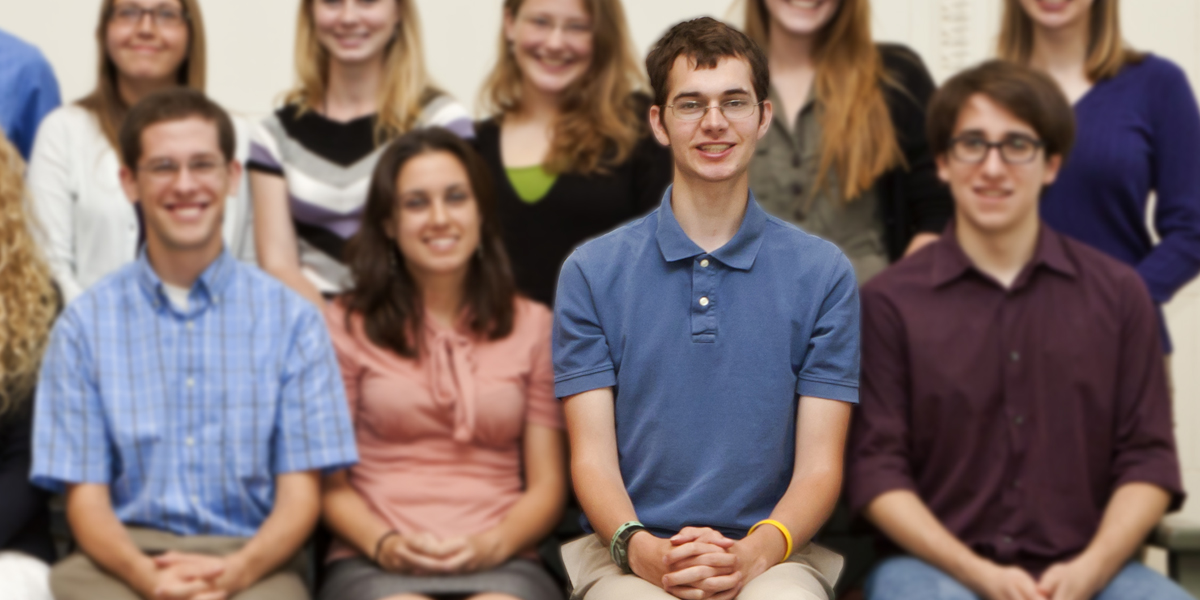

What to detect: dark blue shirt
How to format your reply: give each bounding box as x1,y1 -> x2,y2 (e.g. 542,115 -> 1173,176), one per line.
553,189 -> 860,538
1041,55 -> 1200,351
0,29 -> 60,159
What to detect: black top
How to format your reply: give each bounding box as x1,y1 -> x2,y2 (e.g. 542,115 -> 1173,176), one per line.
1,399 -> 55,563
876,44 -> 954,261
475,106 -> 673,306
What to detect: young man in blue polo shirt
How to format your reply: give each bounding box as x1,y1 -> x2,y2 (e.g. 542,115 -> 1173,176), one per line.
553,17 -> 860,600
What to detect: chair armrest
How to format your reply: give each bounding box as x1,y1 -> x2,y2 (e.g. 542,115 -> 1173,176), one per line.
1151,514 -> 1200,551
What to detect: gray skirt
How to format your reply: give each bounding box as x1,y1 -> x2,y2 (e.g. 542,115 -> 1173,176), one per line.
318,557 -> 564,600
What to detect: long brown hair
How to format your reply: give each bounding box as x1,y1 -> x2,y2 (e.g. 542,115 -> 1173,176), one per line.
0,136 -> 57,418
744,0 -> 903,201
480,0 -> 646,175
998,0 -> 1142,82
341,128 -> 516,359
78,0 -> 207,150
287,0 -> 436,143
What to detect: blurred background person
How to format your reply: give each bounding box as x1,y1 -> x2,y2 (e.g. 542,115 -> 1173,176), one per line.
320,128 -> 565,600
742,0 -> 952,285
475,0 -> 671,307
0,135 -> 58,600
251,0 -> 471,307
27,0 -> 253,305
0,29 -> 61,160
999,0 -> 1200,359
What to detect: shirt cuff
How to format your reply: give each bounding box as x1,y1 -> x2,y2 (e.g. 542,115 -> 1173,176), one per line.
555,368 -> 617,399
797,378 -> 859,404
846,466 -> 919,515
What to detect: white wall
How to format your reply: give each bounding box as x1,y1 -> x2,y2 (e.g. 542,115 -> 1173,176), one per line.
6,0 -> 1200,516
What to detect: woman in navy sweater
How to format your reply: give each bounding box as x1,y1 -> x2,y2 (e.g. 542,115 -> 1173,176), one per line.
999,0 -> 1200,353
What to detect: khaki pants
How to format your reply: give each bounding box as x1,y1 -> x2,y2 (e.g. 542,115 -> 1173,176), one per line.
561,534 -> 842,600
50,527 -> 308,600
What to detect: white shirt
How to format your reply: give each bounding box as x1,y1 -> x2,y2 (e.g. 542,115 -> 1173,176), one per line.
26,104 -> 255,304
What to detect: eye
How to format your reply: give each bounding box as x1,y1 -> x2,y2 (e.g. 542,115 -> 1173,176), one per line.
189,159 -> 219,174
114,5 -> 142,19
400,195 -> 428,210
566,21 -> 592,32
147,160 -> 179,175
1005,136 -> 1033,151
959,137 -> 987,150
723,99 -> 749,108
445,188 -> 472,203
678,101 -> 704,111
529,16 -> 551,27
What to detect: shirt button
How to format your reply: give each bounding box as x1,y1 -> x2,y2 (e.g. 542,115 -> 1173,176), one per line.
191,495 -> 200,504
792,155 -> 801,168
1003,536 -> 1013,544
1014,415 -> 1025,425
791,183 -> 803,196
186,377 -> 195,388
186,321 -> 194,331
1012,479 -> 1022,489
699,297 -> 710,307
700,259 -> 710,268
186,437 -> 195,446
1010,351 -> 1020,362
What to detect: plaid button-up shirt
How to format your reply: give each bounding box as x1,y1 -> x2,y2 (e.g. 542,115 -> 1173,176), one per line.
32,250 -> 357,537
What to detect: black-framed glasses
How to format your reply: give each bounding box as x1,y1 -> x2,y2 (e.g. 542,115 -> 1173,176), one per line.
949,134 -> 1044,165
110,4 -> 188,28
666,99 -> 762,122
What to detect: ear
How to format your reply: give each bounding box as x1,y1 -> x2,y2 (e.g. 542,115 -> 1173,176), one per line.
648,105 -> 671,147
119,166 -> 140,205
756,98 -> 774,140
935,153 -> 952,185
1042,154 -> 1063,186
503,7 -> 518,44
225,160 -> 243,198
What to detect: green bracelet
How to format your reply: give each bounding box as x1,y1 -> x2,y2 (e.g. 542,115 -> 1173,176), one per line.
609,520 -> 647,572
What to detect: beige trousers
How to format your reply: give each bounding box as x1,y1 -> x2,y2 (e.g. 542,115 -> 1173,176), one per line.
50,527 -> 308,600
560,534 -> 842,600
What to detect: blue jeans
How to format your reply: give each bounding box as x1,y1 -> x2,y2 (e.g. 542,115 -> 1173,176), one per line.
863,556 -> 1193,600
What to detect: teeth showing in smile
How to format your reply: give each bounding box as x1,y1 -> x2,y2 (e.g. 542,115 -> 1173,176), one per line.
167,203 -> 208,219
426,237 -> 458,252
785,0 -> 825,8
698,144 -> 733,153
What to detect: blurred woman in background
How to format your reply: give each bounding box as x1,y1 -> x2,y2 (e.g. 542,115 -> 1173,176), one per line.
476,0 -> 671,306
250,0 -> 471,306
743,0 -> 951,284
1000,0 -> 1200,355
0,135 -> 59,600
320,128 -> 565,600
27,0 -> 252,304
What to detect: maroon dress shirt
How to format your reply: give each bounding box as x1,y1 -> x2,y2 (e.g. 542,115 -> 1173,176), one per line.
847,222 -> 1184,575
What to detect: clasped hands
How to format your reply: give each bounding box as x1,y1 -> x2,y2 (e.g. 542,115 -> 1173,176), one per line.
376,530 -> 508,576
972,554 -> 1109,600
138,551 -> 248,600
628,526 -> 783,600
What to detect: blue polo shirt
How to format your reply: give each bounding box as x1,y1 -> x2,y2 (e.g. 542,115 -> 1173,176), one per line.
553,188 -> 860,538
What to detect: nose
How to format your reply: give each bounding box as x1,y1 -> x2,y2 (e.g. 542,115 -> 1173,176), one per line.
544,24 -> 566,50
174,164 -> 201,194
700,103 -> 729,131
429,195 -> 450,226
338,0 -> 361,23
136,10 -> 156,35
981,145 -> 1007,177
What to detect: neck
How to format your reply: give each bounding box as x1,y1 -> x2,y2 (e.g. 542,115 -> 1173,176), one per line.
955,213 -> 1040,288
670,173 -> 750,253
767,21 -> 817,71
417,269 -> 467,329
324,56 -> 384,119
117,74 -> 177,108
1030,19 -> 1090,79
512,79 -> 561,125
146,239 -> 223,290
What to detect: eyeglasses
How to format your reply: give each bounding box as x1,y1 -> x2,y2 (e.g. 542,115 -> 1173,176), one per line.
666,99 -> 762,122
949,134 -> 1044,165
138,158 -> 224,182
110,4 -> 188,28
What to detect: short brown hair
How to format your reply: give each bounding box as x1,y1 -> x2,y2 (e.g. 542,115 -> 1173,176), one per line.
645,17 -> 768,109
927,60 -> 1075,161
118,88 -> 236,169
341,127 -> 516,359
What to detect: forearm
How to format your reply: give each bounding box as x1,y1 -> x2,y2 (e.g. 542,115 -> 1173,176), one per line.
228,471 -> 321,588
66,484 -> 158,597
492,425 -> 566,557
865,490 -> 992,589
321,472 -> 394,559
1077,483 -> 1171,577
263,263 -> 325,307
572,456 -> 640,542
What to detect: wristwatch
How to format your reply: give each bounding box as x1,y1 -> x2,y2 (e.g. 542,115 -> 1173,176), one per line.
610,521 -> 648,574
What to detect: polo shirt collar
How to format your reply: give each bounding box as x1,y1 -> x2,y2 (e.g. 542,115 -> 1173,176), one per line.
931,219 -> 1078,288
136,248 -> 236,312
655,186 -> 768,271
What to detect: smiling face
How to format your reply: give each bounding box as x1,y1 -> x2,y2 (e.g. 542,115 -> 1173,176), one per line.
649,55 -> 773,187
1017,0 -> 1094,31
105,0 -> 190,86
763,0 -> 841,37
312,0 -> 401,66
390,151 -> 482,283
120,117 -> 239,258
937,94 -> 1061,237
505,0 -> 594,97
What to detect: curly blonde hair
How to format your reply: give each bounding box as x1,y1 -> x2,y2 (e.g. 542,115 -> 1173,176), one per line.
0,136 -> 57,419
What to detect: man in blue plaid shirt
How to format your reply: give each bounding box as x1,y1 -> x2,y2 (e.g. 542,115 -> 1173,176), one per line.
31,89 -> 357,600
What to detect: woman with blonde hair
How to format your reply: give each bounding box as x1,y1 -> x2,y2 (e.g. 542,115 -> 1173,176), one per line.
999,0 -> 1200,355
0,135 -> 59,600
742,0 -> 951,284
250,0 -> 471,306
27,0 -> 253,304
475,0 -> 671,306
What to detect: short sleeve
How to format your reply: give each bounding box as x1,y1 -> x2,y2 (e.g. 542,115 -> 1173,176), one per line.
274,303 -> 358,474
7,53 -> 61,160
30,308 -> 111,492
796,253 -> 860,403
522,301 -> 564,429
552,253 -> 616,398
323,301 -> 366,426
420,94 -> 474,140
246,116 -> 285,176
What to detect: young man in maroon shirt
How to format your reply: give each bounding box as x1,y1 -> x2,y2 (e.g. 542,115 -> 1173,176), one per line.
847,61 -> 1188,600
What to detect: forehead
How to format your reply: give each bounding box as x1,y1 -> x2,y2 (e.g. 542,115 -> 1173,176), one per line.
396,150 -> 469,190
517,0 -> 590,18
953,93 -> 1038,137
113,0 -> 184,8
665,54 -> 755,100
139,117 -> 221,158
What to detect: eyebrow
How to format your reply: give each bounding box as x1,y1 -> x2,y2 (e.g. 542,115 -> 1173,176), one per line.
956,128 -> 1037,138
670,88 -> 752,103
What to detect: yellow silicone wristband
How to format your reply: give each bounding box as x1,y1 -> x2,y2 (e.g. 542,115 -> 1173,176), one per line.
748,519 -> 794,563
